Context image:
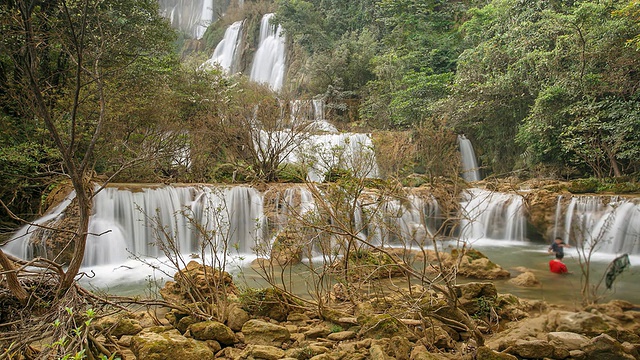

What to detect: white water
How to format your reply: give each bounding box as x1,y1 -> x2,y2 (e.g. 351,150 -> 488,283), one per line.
290,99 -> 337,133
202,20 -> 244,73
158,0 -> 216,39
459,188 -> 526,242
250,13 -> 286,91
458,135 -> 481,182
555,196 -> 640,255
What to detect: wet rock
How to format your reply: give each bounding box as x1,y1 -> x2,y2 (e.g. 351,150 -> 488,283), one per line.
547,331 -> 590,350
508,271 -> 540,287
188,321 -> 236,345
242,319 -> 290,347
131,329 -> 213,360
242,344 -> 286,360
505,339 -> 554,359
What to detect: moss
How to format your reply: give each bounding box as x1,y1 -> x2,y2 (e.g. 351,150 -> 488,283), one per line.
568,178 -> 600,193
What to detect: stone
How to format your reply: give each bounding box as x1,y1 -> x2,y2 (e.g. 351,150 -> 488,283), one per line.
95,315 -> 143,338
370,344 -> 391,360
548,311 -> 611,336
486,316 -> 547,351
506,339 -> 554,359
226,305 -> 250,332
327,331 -> 356,341
476,346 -> 518,360
131,329 -> 213,360
569,349 -> 586,360
508,272 -> 540,287
304,325 -> 331,339
547,332 -> 590,350
287,313 -> 311,322
205,340 -> 221,353
455,282 -> 498,300
475,346 -> 518,360
188,321 -> 236,345
582,333 -> 635,360
410,345 -> 441,360
389,335 -> 413,360
242,319 -> 290,347
359,314 -> 415,340
421,326 -> 455,349
176,315 -> 197,334
243,344 -> 286,360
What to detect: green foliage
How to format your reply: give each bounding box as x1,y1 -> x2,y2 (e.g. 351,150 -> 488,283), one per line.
277,163 -> 307,183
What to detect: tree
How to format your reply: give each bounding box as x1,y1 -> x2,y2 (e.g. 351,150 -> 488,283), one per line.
0,0 -> 175,293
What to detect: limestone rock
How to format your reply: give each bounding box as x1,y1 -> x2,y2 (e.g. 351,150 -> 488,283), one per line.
486,316 -> 547,351
547,331 -> 590,350
327,331 -> 356,341
243,344 -> 286,360
131,329 -> 213,360
370,344 -> 392,360
242,319 -> 290,347
359,314 -> 415,341
505,339 -> 554,359
475,346 -> 518,360
421,326 -> 455,350
547,310 -> 611,336
410,345 -> 442,360
455,282 -> 498,300
582,333 -> 636,360
95,314 -> 143,338
226,304 -> 250,332
452,250 -> 510,279
508,271 -> 540,287
176,315 -> 197,334
188,321 -> 235,345
304,325 -> 332,339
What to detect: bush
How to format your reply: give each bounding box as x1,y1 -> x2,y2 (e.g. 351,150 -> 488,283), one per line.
277,164 -> 307,183
568,178 -> 600,193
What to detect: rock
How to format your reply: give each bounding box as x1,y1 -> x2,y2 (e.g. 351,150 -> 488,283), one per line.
160,261 -> 237,305
327,331 -> 356,341
455,282 -> 498,300
131,329 -> 213,360
95,315 -> 143,338
205,340 -> 221,353
304,325 -> 332,339
176,315 -> 197,334
548,311 -> 611,336
508,272 -> 540,287
359,314 -> 415,341
188,321 -> 236,345
505,339 -> 554,359
226,304 -> 250,332
569,349 -> 586,360
243,344 -> 286,360
118,335 -> 133,347
389,335 -> 413,360
410,345 -> 441,360
582,333 -> 635,360
421,326 -> 455,349
486,316 -> 547,351
370,344 -> 391,360
475,346 -> 518,360
452,250 -> 510,279
241,319 -> 290,347
547,331 -> 590,350
287,313 -> 311,323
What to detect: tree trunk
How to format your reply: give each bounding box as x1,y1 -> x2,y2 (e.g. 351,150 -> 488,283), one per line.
0,249 -> 28,303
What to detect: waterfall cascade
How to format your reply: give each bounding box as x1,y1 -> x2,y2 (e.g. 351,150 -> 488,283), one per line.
459,188 -> 526,242
202,20 -> 244,73
458,135 -> 481,182
4,185 -> 441,267
250,13 -> 286,91
158,0 -> 219,39
290,100 -> 337,133
555,196 -> 640,255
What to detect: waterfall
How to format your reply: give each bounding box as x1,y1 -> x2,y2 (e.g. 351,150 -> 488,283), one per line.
250,13 -> 286,91
158,0 -> 218,39
460,188 -> 526,242
202,20 -> 244,73
557,196 -> 640,254
458,135 -> 481,182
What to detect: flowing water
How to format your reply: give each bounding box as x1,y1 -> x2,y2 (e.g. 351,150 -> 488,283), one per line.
202,20 -> 244,73
458,135 -> 481,182
158,0 -> 220,39
250,13 -> 286,91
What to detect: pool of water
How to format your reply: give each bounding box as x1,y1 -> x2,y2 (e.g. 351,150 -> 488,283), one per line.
79,240 -> 639,307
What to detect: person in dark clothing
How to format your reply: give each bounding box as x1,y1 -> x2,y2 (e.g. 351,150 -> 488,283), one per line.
549,252 -> 568,273
548,236 -> 570,256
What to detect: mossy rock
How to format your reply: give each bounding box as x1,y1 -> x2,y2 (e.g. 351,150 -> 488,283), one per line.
188,321 -> 236,345
239,288 -> 296,322
358,314 -> 414,340
131,329 -> 213,360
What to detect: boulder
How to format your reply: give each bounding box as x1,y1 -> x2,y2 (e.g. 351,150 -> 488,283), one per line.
455,282 -> 498,300
131,329 -> 213,360
327,331 -> 356,341
486,316 -> 547,351
421,326 -> 455,349
409,345 -> 442,360
547,310 -> 611,336
241,319 -> 290,347
188,321 -> 235,345
508,272 -> 540,287
304,324 -> 332,339
582,333 -> 635,360
95,315 -> 143,338
547,331 -> 590,351
242,345 -> 286,360
505,339 -> 554,359
226,304 -> 250,331
453,250 -> 510,280
359,314 -> 415,341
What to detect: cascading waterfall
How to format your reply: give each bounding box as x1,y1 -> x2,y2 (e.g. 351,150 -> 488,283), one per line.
457,135 -> 481,182
158,0 -> 218,39
555,196 -> 640,254
250,13 -> 286,91
459,188 -> 526,242
202,20 -> 244,73
289,99 -> 338,132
